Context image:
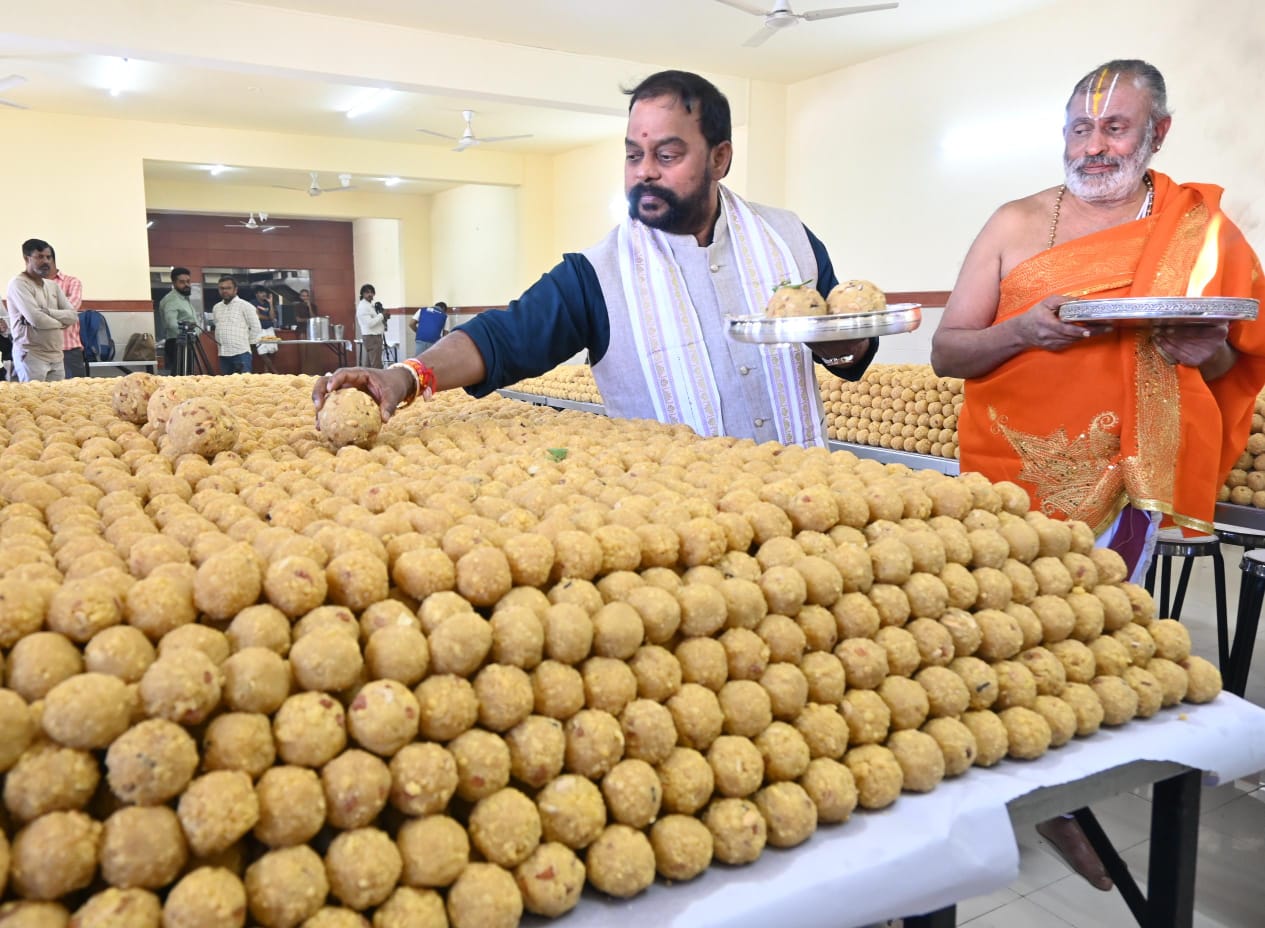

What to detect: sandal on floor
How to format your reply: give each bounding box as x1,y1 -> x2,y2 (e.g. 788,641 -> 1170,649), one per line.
1035,816 -> 1114,891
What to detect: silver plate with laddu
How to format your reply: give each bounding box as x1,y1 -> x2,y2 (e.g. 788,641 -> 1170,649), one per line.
726,303 -> 922,344
1058,296 -> 1259,325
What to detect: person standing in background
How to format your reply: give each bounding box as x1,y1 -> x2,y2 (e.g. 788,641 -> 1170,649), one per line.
0,313 -> 12,381
48,247 -> 85,378
355,283 -> 385,369
6,238 -> 79,382
409,300 -> 448,353
295,289 -> 317,327
211,276 -> 261,375
253,287 -> 279,374
156,267 -> 198,375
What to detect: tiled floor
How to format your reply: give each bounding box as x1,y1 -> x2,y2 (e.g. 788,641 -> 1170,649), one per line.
957,551 -> 1265,926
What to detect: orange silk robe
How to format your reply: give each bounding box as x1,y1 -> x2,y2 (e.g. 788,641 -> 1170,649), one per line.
958,172 -> 1265,533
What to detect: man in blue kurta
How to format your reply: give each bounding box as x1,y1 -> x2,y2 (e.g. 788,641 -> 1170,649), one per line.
316,70 -> 876,446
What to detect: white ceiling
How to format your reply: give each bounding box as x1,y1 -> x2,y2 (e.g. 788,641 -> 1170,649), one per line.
244,0 -> 1054,85
142,161 -> 456,198
0,0 -> 1054,196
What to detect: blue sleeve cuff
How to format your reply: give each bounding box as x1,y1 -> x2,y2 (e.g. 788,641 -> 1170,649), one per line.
456,254 -> 610,398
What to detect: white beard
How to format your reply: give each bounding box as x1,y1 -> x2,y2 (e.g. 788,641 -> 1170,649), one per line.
1064,122 -> 1154,203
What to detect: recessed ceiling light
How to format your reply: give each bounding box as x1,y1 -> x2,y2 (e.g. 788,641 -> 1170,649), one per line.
109,57 -> 129,97
346,88 -> 390,120
384,177 -> 402,187
208,164 -> 229,176
146,219 -> 155,229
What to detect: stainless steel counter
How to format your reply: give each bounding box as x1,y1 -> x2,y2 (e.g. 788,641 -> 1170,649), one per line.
496,390 -> 961,475
497,389 -> 606,416
1215,502 -> 1265,533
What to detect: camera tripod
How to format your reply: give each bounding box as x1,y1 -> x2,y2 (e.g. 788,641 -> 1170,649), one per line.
172,326 -> 213,376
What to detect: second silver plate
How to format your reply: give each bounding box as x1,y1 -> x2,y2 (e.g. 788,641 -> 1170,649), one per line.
727,303 -> 922,344
1059,296 -> 1259,325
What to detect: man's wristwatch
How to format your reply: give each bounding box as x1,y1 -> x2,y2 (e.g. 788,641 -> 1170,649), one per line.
816,353 -> 855,368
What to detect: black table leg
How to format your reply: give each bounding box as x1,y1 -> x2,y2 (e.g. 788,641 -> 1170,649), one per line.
1212,545 -> 1229,673
904,906 -> 956,927
1074,808 -> 1148,923
1229,568 -> 1264,697
1145,769 -> 1200,928
1172,557 -> 1194,619
1154,556 -> 1173,618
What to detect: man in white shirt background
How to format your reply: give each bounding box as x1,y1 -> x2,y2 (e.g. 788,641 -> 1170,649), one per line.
355,283 -> 386,369
5,238 -> 80,382
211,276 -> 261,374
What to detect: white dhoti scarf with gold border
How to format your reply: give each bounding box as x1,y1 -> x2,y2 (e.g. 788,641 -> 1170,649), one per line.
585,187 -> 826,446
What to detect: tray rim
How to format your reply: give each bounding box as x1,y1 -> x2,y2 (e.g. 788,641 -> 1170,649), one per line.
726,302 -> 922,344
1059,295 -> 1259,323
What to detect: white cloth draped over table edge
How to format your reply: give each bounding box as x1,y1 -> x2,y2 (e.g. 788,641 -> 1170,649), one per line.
520,695 -> 1265,928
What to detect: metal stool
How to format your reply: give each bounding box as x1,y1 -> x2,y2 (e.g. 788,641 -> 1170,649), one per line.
1214,523 -> 1265,689
1213,523 -> 1265,555
1227,549 -> 1265,696
1148,531 -> 1224,632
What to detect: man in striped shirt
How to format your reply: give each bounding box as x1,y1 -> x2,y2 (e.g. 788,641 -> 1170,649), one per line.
48,247 -> 86,378
211,276 -> 261,374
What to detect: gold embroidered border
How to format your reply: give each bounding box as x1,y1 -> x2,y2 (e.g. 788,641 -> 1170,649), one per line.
1130,497 -> 1215,535
724,192 -> 823,446
1119,334 -> 1180,505
1000,229 -> 1150,321
727,200 -> 798,441
663,251 -> 721,436
628,236 -> 679,424
1153,203 -> 1210,294
990,408 -> 1124,528
633,223 -> 722,436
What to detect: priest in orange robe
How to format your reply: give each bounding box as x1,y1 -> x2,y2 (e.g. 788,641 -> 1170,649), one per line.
934,60 -> 1265,569
932,59 -> 1265,892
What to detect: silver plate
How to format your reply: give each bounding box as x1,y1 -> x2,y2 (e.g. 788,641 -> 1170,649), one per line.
1059,296 -> 1259,325
727,303 -> 921,344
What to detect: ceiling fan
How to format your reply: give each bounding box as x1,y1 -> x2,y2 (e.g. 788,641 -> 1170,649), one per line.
417,110 -> 533,152
714,0 -> 899,47
272,172 -> 356,197
224,212 -> 289,233
0,74 -> 30,109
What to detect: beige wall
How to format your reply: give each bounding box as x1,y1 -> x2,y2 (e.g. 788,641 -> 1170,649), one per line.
785,0 -> 1265,293
741,80 -> 787,207
551,137 -> 626,255
0,115 -> 150,299
429,184 -> 522,305
513,155 -> 558,295
352,219 -> 404,316
0,108 -> 528,302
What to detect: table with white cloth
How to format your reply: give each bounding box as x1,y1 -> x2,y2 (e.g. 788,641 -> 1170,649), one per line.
522,696 -> 1265,928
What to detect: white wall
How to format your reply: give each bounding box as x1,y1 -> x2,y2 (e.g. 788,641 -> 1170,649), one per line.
352,219 -> 404,310
786,0 -> 1265,299
429,185 -> 521,306
552,137 -> 628,255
